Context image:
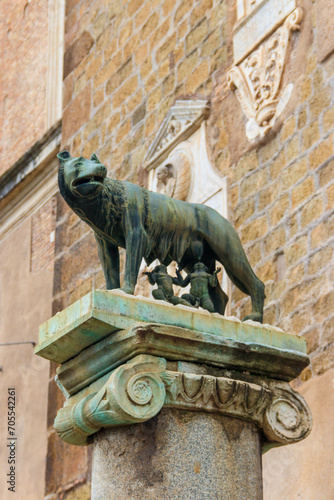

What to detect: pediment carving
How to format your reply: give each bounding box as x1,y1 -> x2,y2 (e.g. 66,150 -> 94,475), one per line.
144,99 -> 210,171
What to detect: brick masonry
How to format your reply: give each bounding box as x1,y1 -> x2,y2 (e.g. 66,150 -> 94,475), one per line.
31,197 -> 57,273
48,0 -> 334,497
0,0 -> 48,175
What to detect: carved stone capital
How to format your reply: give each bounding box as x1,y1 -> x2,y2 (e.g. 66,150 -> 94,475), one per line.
54,354 -> 312,447
164,371 -> 312,446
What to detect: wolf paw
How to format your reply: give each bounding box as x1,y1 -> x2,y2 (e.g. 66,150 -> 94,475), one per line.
242,312 -> 263,324
121,284 -> 135,295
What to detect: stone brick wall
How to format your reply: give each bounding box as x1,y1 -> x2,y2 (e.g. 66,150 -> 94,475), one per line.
49,0 -> 334,497
61,0 -> 230,166
0,0 -> 49,174
205,0 -> 334,382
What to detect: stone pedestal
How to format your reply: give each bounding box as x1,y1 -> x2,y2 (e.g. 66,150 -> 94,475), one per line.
36,290 -> 312,500
92,411 -> 262,500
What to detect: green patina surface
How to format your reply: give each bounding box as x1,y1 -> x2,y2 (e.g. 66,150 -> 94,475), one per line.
55,322 -> 309,397
36,289 -> 307,365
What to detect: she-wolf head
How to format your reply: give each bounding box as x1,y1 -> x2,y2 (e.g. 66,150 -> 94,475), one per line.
57,150 -> 107,200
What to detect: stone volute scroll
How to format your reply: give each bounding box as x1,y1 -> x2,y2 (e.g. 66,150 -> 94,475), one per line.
227,0 -> 303,139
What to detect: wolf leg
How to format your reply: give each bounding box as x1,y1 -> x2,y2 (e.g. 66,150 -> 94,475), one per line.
95,234 -> 120,289
225,259 -> 265,323
122,229 -> 147,294
210,233 -> 265,322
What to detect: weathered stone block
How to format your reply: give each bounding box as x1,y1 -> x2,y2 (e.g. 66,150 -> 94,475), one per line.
280,158 -> 307,192
185,61 -> 210,93
241,215 -> 268,243
263,226 -> 286,255
65,483 -> 91,500
269,150 -> 287,180
141,12 -> 159,40
45,431 -> 65,495
285,134 -> 300,164
291,177 -> 315,209
64,31 -> 94,79
156,33 -> 177,63
281,115 -> 296,143
186,18 -> 208,53
323,106 -> 334,133
319,158 -> 334,186
326,183 -> 334,209
93,53 -> 122,90
177,50 -> 199,82
112,76 -> 138,108
301,121 -> 320,152
62,83 -> 91,145
234,197 -> 255,228
316,0 -> 334,62
36,290 -> 307,371
308,87 -> 331,121
300,194 -> 324,227
240,168 -> 266,198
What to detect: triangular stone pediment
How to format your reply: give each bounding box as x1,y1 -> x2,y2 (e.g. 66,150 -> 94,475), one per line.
144,99 -> 210,170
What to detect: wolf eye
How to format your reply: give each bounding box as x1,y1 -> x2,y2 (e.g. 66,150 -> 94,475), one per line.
74,163 -> 81,168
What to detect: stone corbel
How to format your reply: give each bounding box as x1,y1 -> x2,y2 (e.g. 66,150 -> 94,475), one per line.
227,7 -> 303,140
54,354 -> 312,447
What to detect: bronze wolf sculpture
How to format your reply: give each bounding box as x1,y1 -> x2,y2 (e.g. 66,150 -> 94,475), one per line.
57,151 -> 265,322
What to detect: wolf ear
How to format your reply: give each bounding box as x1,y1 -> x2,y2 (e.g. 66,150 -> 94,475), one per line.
91,153 -> 100,163
57,151 -> 71,163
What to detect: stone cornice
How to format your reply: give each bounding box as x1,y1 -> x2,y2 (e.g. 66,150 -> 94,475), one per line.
36,291 -> 309,384
0,123 -> 61,240
55,322 -> 309,397
0,121 -> 61,201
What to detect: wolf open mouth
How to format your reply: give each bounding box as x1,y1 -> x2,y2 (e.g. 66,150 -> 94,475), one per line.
72,175 -> 104,187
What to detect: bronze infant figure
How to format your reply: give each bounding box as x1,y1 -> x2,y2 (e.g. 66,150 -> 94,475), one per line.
57,151 -> 265,322
143,264 -> 190,306
176,263 -> 223,313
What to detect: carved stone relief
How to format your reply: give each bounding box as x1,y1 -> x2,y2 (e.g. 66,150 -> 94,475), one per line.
155,150 -> 191,201
228,0 -> 303,139
144,99 -> 226,209
54,354 -> 312,447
